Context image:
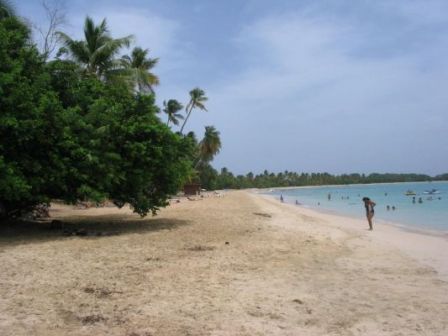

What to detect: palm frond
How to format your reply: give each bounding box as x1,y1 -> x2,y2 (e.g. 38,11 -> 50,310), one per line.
120,46 -> 159,94
195,102 -> 208,111
56,16 -> 133,77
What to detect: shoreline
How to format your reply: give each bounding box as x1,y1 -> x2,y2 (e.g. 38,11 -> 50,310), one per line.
256,182 -> 448,236
256,192 -> 448,281
264,192 -> 448,239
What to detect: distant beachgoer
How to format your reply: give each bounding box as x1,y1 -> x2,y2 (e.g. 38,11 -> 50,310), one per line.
328,193 -> 331,201
280,195 -> 284,203
362,197 -> 376,231
412,196 -> 416,204
317,202 -> 320,206
418,197 -> 423,204
385,192 -> 388,196
392,206 -> 396,210
386,205 -> 390,211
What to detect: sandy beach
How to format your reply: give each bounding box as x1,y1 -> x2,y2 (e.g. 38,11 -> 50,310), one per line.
1,191 -> 448,335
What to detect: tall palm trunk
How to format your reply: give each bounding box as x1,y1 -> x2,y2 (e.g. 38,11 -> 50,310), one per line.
194,157 -> 206,169
180,104 -> 193,134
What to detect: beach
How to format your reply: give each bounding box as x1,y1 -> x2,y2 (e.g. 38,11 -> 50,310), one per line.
1,191 -> 448,335
267,181 -> 448,232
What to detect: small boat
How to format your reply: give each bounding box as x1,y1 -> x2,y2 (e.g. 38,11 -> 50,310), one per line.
405,190 -> 416,196
423,189 -> 440,195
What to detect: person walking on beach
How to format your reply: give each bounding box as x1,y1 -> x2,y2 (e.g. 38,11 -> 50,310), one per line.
362,197 -> 376,231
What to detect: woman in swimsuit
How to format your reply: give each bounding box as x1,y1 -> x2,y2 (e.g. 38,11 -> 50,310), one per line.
362,197 -> 376,230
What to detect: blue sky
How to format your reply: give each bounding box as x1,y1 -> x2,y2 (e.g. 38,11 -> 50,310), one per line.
17,0 -> 448,175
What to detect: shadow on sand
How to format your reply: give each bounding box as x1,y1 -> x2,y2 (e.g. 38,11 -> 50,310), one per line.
0,213 -> 189,247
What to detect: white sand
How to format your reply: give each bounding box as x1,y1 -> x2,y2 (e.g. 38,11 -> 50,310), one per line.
0,191 -> 447,335
259,194 -> 448,280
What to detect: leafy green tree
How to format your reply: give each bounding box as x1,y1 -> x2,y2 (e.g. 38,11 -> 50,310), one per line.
163,99 -> 184,127
0,16 -> 64,216
57,16 -> 132,78
1,16 -> 194,218
120,47 -> 159,94
180,87 -> 208,134
45,65 -> 195,216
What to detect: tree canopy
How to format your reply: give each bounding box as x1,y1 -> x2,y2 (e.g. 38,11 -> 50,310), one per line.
0,15 -> 195,218
163,99 -> 184,127
120,47 -> 159,94
57,16 -> 133,78
197,126 -> 221,167
180,87 -> 208,134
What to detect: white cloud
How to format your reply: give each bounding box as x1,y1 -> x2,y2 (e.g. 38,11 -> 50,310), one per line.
209,10 -> 448,174
94,11 -> 178,58
61,6 -> 195,109
64,6 -> 192,77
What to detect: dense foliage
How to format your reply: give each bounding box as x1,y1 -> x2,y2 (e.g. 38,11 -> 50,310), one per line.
433,173 -> 448,181
0,16 -> 194,217
199,168 -> 444,190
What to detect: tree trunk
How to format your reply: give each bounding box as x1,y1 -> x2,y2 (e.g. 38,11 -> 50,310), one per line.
180,105 -> 193,134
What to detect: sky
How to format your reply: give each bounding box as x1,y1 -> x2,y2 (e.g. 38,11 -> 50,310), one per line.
16,0 -> 448,176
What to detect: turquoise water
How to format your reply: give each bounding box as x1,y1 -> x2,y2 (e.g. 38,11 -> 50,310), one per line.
267,182 -> 448,232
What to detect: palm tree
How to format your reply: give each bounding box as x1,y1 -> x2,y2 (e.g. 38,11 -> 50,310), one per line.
163,99 -> 184,127
0,0 -> 15,19
196,126 -> 221,167
57,16 -> 133,77
179,88 -> 208,134
120,47 -> 159,94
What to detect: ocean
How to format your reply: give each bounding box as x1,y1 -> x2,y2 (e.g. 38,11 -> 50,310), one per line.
266,181 -> 448,233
